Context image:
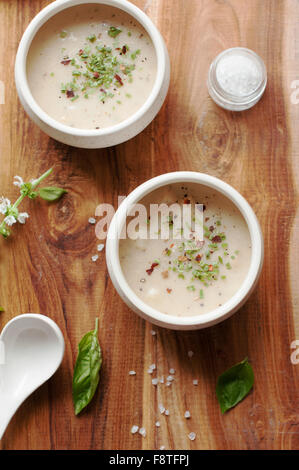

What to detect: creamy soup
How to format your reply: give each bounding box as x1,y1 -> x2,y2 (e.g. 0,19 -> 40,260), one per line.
119,184 -> 252,317
26,4 -> 157,129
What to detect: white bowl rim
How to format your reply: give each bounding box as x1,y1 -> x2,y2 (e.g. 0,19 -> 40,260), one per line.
106,171 -> 264,327
15,0 -> 167,137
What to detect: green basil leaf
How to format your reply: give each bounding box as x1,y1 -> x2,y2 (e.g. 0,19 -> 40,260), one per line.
72,318 -> 102,415
216,357 -> 254,414
38,187 -> 67,202
0,307 -> 4,312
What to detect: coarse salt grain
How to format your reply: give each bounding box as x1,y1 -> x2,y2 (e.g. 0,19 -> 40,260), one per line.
166,381 -> 172,387
167,375 -> 174,382
91,254 -> 99,262
131,425 -> 139,434
188,432 -> 196,441
149,363 -> 156,370
147,368 -> 154,374
184,411 -> 191,419
188,350 -> 194,358
97,243 -> 104,252
165,409 -> 170,416
88,217 -> 96,224
193,379 -> 199,386
160,446 -> 165,450
152,378 -> 159,386
216,54 -> 261,97
150,330 -> 157,336
139,427 -> 146,437
159,404 -> 165,414
169,368 -> 175,374
159,376 -> 164,384
129,370 -> 136,376
155,421 -> 160,427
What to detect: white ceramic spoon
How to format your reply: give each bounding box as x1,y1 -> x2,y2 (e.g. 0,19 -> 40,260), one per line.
0,313 -> 65,439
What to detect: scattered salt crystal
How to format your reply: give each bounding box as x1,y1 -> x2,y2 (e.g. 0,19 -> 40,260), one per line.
166,381 -> 172,387
166,375 -> 174,382
147,368 -> 154,374
131,425 -> 139,434
155,421 -> 160,427
159,376 -> 164,384
159,404 -> 165,414
193,379 -> 198,386
169,368 -> 175,374
88,217 -> 96,224
149,363 -> 156,370
184,411 -> 191,419
152,378 -> 159,386
160,446 -> 165,450
165,409 -> 170,416
97,243 -> 104,252
91,254 -> 99,262
129,370 -> 136,376
150,330 -> 157,336
188,350 -> 194,358
188,432 -> 196,441
139,427 -> 146,437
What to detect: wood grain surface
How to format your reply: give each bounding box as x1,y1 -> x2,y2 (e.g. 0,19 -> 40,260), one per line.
0,0 -> 299,450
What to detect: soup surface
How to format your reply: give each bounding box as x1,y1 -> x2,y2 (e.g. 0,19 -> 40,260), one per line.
119,184 -> 252,317
27,4 -> 157,129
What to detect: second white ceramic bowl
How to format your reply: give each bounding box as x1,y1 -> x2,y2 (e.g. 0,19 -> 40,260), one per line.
106,172 -> 264,330
15,0 -> 170,148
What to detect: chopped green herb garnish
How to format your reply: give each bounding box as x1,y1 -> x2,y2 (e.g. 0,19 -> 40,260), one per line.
131,49 -> 141,60
87,34 -> 97,42
187,285 -> 196,292
108,26 -> 122,38
226,262 -> 232,270
60,30 -> 68,38
199,289 -> 204,299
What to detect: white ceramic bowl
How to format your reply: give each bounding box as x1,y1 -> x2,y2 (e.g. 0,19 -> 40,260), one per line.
15,0 -> 170,148
106,172 -> 264,330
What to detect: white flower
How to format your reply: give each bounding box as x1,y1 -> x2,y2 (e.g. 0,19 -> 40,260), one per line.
0,197 -> 11,215
17,212 -> 29,224
4,215 -> 16,226
13,175 -> 24,188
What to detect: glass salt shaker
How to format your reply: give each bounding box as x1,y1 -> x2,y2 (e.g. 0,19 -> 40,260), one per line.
207,47 -> 267,111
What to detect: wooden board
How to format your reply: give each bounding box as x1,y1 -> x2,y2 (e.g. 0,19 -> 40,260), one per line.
0,0 -> 299,450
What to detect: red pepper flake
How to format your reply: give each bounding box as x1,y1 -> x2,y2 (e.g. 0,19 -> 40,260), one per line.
184,198 -> 191,204
93,72 -> 100,79
146,262 -> 159,275
195,254 -> 202,262
212,235 -> 222,243
208,265 -> 214,272
66,90 -> 75,98
166,288 -> 172,294
170,243 -> 174,248
78,49 -> 84,55
61,59 -> 71,65
114,74 -> 124,86
115,47 -> 121,51
122,45 -> 127,54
